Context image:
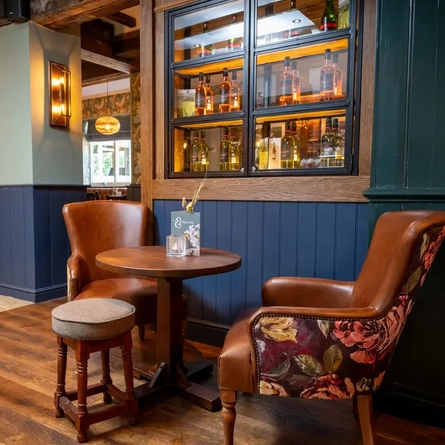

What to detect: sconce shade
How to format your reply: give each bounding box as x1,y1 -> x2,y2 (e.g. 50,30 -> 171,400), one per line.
49,61 -> 71,127
95,116 -> 121,135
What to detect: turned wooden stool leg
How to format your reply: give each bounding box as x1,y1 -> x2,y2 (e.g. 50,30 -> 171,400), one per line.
121,331 -> 138,425
54,337 -> 68,418
357,394 -> 376,445
101,349 -> 112,404
75,343 -> 90,443
221,389 -> 237,445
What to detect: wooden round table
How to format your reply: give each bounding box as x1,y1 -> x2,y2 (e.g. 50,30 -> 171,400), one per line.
96,245 -> 241,411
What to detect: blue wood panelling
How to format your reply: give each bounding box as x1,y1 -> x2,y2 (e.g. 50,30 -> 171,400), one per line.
153,200 -> 370,325
0,185 -> 87,302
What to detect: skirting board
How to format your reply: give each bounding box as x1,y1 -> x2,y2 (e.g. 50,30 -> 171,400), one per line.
0,283 -> 67,303
185,318 -> 229,348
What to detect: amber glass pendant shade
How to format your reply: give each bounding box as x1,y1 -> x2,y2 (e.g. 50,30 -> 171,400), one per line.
49,61 -> 71,128
95,116 -> 121,135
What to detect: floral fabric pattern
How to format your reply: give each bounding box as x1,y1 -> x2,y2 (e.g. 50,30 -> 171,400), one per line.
252,225 -> 445,400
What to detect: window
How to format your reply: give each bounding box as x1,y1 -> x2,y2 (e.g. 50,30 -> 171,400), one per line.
88,140 -> 131,185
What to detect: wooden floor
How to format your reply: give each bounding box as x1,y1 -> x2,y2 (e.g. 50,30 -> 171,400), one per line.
1,298 -> 445,445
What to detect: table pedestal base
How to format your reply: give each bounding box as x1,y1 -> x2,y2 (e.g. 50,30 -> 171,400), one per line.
133,360 -> 221,412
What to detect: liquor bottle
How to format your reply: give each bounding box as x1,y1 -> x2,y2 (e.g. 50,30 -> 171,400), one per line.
332,118 -> 344,166
229,71 -> 241,112
320,0 -> 337,32
195,72 -> 206,116
291,121 -> 301,168
279,57 -> 293,106
290,0 -> 297,9
322,117 -> 334,151
202,22 -> 212,57
200,130 -> 209,172
258,139 -> 269,170
190,130 -> 202,172
229,128 -> 240,170
338,0 -> 349,29
286,0 -> 299,38
291,60 -> 301,104
332,53 -> 343,99
220,127 -> 230,171
219,68 -> 231,113
205,75 -> 214,114
183,141 -> 190,172
320,49 -> 335,100
227,15 -> 242,51
281,122 -> 294,169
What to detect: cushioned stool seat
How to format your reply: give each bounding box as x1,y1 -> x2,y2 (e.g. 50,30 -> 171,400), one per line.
52,299 -> 138,443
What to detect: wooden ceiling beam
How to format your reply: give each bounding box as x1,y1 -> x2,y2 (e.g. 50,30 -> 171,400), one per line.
105,12 -> 136,28
81,48 -> 137,73
82,63 -> 129,86
113,30 -> 140,58
30,0 -> 140,30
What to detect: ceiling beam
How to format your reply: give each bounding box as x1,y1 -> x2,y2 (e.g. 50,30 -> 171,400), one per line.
113,30 -> 140,58
105,12 -> 137,28
81,48 -> 137,73
82,62 -> 129,86
30,0 -> 139,30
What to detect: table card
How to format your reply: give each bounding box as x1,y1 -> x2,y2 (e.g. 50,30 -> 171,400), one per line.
171,211 -> 200,256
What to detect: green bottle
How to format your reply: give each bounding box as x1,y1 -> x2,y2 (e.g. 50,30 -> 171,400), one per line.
320,0 -> 337,32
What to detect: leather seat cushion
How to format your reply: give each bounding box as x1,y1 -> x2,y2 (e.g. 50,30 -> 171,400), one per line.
52,298 -> 135,340
218,308 -> 258,394
76,277 -> 158,325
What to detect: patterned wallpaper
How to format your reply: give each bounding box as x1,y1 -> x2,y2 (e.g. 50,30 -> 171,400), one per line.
130,73 -> 141,185
82,93 -> 131,118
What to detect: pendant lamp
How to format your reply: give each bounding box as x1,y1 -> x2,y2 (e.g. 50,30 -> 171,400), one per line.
95,82 -> 120,135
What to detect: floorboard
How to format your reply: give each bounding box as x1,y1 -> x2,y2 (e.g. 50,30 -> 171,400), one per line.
0,298 -> 444,444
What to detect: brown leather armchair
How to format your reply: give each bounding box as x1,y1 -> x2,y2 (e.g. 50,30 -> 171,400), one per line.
63,200 -> 187,340
218,210 -> 445,445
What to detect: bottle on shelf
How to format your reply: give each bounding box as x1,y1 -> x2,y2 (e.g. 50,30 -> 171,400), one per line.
320,0 -> 338,32
220,127 -> 230,171
291,60 -> 301,104
281,122 -> 294,169
195,72 -> 206,116
279,56 -> 293,106
205,75 -> 214,114
332,118 -> 344,166
286,0 -> 299,38
200,130 -> 209,172
191,130 -> 202,172
321,117 -> 334,167
291,121 -> 301,168
229,128 -> 240,170
338,0 -> 349,29
332,53 -> 343,99
183,141 -> 190,172
258,139 -> 269,170
219,68 -> 231,113
290,0 -> 297,10
227,15 -> 242,51
202,22 -> 213,57
229,71 -> 241,112
320,49 -> 335,101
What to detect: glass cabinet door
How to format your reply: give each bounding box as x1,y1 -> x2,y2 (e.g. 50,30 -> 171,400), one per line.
256,0 -> 351,47
166,0 -> 360,178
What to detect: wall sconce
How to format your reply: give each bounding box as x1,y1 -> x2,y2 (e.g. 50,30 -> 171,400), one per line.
49,61 -> 71,128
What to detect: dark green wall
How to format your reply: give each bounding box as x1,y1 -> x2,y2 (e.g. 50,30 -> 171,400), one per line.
365,0 -> 445,428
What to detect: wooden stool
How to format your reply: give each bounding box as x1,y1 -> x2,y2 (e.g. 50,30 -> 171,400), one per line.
52,298 -> 138,443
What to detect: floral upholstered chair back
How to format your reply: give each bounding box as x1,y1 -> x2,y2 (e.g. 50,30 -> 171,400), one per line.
250,211 -> 445,400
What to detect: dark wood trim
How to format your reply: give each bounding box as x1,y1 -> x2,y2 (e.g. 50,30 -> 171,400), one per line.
105,12 -> 137,28
185,318 -> 229,348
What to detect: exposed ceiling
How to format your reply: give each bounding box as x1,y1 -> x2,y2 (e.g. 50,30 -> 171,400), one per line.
0,0 -> 142,86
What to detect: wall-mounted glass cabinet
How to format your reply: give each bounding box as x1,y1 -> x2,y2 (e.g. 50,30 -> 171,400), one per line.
166,0 -> 361,178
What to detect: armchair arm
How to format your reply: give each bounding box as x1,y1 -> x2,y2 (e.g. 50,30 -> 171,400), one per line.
262,277 -> 355,308
66,254 -> 84,301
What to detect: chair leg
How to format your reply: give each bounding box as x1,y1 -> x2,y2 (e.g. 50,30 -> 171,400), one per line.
221,389 -> 237,445
121,331 -> 138,425
54,337 -> 67,418
356,394 -> 376,445
138,324 -> 145,341
75,344 -> 89,443
353,395 -> 359,419
100,349 -> 112,404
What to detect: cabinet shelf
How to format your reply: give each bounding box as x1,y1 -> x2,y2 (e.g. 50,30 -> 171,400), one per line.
256,38 -> 348,65
255,107 -> 346,124
172,117 -> 244,130
174,56 -> 244,77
